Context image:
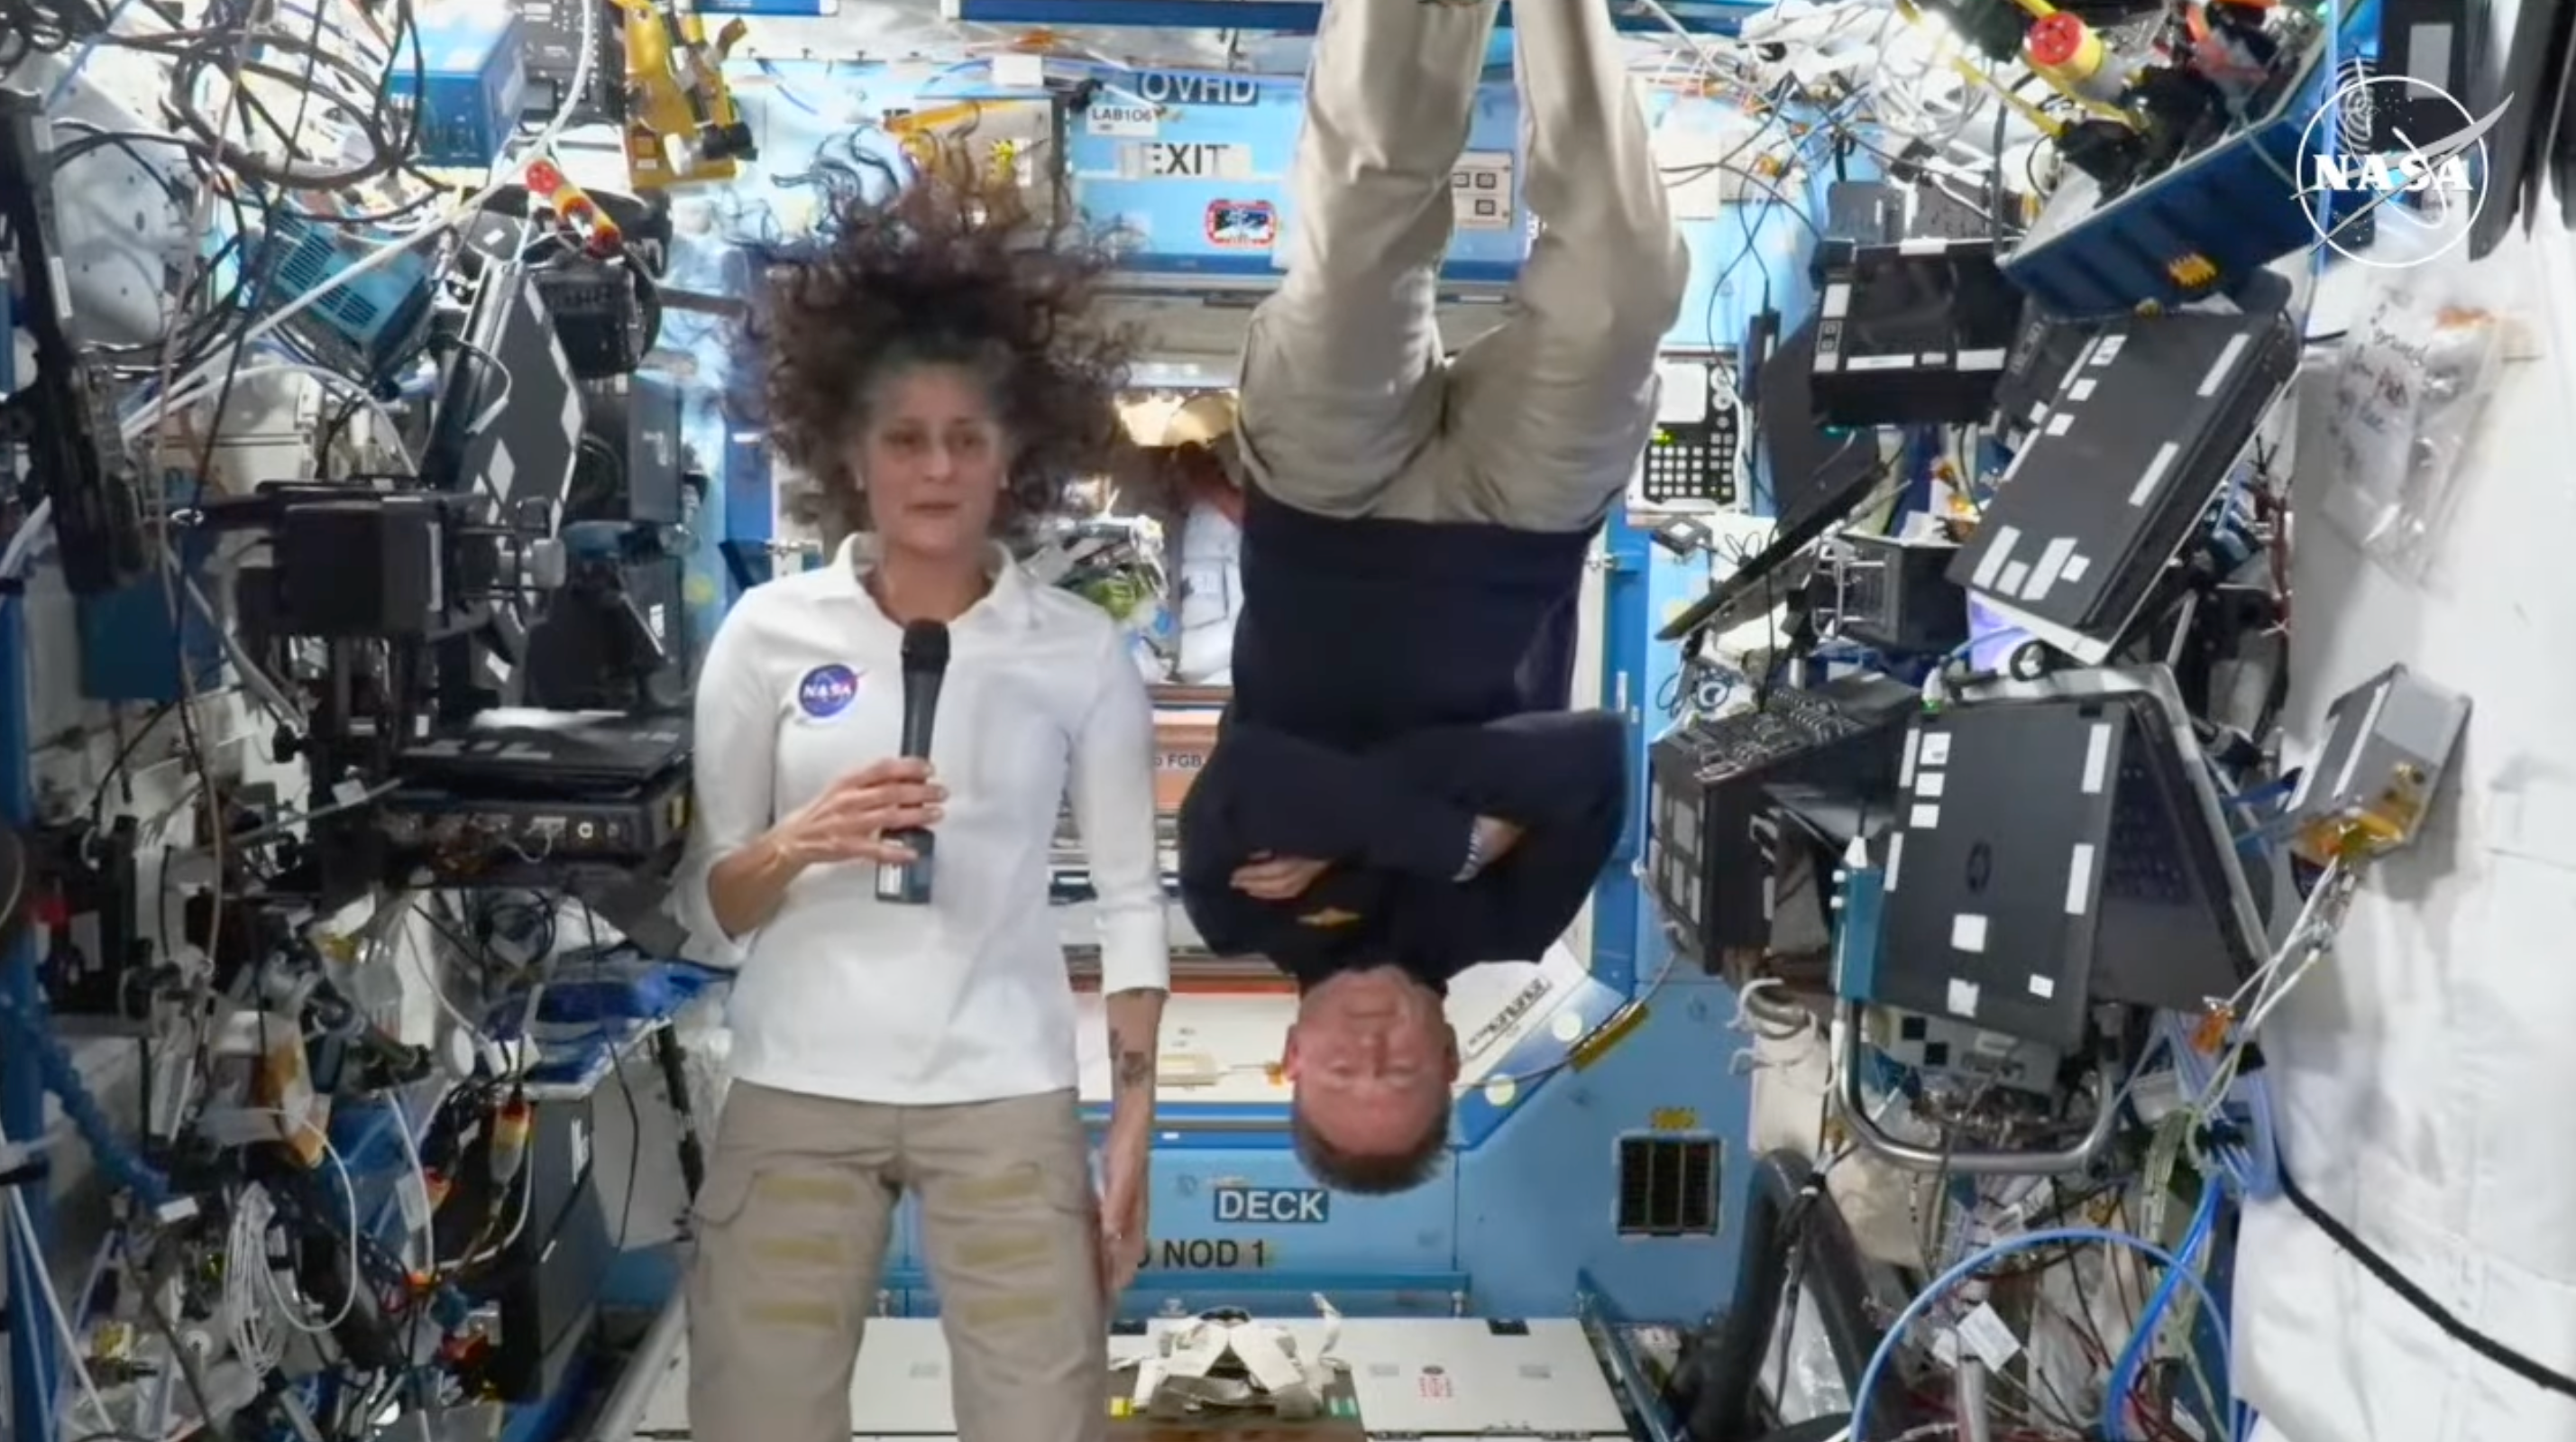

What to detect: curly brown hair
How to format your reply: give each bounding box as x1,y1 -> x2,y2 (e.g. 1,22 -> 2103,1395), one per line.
746,142 -> 1138,546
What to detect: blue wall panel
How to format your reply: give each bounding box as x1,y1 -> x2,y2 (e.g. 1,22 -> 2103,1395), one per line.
878,980 -> 1751,1323
1064,69 -> 1528,281
889,1150 -> 1465,1319
1453,973 -> 1745,1320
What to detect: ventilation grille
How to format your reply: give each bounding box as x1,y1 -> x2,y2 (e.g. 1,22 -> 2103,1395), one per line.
1616,1136 -> 1720,1236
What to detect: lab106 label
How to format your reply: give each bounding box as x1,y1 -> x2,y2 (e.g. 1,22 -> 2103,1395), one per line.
1086,102 -> 1158,139
1213,1186 -> 1330,1223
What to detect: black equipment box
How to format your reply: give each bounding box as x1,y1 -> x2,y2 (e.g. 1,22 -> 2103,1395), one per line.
1825,180 -> 1905,243
1838,534 -> 1968,655
1824,179 -> 1991,245
1809,239 -> 2025,427
1646,673 -> 1921,965
428,1087 -> 616,1403
533,257 -> 647,381
379,767 -> 689,880
384,713 -> 691,881
522,553 -> 692,712
514,0 -> 623,124
570,370 -> 683,525
263,494 -> 448,638
1948,308 -> 2299,663
1872,675 -> 2264,1049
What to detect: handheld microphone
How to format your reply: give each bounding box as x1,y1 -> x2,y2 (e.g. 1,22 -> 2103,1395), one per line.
875,620 -> 951,905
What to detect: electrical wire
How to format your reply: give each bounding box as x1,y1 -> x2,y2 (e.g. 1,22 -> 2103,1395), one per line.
223,1183 -> 289,1373
0,1123 -> 118,1437
237,1106 -> 363,1335
1837,1228 -> 2239,1442
141,0 -> 601,428
2100,1182 -> 2224,1442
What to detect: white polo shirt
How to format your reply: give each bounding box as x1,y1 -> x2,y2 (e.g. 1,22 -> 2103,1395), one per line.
676,536 -> 1169,1106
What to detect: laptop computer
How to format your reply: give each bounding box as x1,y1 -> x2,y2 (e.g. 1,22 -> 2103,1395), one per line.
1948,308 -> 2297,665
1871,667 -> 2264,1049
396,709 -> 690,796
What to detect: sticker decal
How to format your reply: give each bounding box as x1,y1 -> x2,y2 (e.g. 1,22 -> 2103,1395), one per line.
796,665 -> 861,719
1205,199 -> 1277,249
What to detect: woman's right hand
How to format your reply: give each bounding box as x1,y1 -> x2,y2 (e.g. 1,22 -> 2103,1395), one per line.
765,758 -> 947,866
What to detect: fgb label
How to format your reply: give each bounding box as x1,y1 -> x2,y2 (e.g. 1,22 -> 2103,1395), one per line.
1213,1186 -> 1329,1224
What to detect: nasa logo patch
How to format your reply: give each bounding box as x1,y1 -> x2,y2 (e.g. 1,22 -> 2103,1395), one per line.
796,665 -> 861,719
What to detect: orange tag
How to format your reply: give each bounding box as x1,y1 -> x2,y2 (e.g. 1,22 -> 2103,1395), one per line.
2189,1007 -> 2232,1054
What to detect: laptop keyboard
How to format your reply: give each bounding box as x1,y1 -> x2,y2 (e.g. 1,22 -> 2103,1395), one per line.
2102,754 -> 2193,905
1685,687 -> 1873,778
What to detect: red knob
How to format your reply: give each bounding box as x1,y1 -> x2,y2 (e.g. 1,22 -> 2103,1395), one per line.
2028,13 -> 2089,69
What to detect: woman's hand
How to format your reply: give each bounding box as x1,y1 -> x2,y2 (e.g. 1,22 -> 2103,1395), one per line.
766,758 -> 946,866
1096,1120 -> 1152,1299
1232,852 -> 1331,900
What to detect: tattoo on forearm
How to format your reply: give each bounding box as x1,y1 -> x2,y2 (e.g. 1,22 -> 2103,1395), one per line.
1106,991 -> 1166,1101
1115,1048 -> 1153,1092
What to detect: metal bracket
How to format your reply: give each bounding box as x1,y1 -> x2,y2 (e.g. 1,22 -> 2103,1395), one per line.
1830,1000 -> 2122,1176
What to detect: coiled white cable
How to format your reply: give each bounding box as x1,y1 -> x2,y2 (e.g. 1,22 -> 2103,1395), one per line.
237,1108 -> 362,1336
223,1182 -> 287,1373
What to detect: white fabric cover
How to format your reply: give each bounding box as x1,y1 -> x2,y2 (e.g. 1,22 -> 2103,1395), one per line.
1174,499 -> 1243,685
2238,223 -> 2576,1442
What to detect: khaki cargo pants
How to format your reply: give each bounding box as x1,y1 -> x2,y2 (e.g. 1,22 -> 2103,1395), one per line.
1237,0 -> 1691,531
686,1082 -> 1105,1442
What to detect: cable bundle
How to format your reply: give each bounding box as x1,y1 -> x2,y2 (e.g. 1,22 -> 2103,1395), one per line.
0,0 -> 109,67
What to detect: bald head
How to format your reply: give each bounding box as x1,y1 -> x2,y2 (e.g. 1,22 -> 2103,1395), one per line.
1283,965 -> 1460,1195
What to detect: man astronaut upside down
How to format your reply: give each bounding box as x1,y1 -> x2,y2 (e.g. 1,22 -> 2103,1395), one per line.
1175,0 -> 1691,1195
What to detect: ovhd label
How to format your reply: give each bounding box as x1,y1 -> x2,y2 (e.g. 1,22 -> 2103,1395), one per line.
1212,1186 -> 1330,1223
1134,71 -> 1260,107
